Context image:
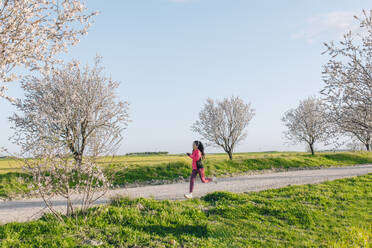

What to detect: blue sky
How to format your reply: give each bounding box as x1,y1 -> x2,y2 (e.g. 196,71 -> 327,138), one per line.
1,0 -> 370,155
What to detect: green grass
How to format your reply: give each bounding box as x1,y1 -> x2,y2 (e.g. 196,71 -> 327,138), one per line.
1,174 -> 371,247
2,151 -> 366,174
1,152 -> 372,200
0,172 -> 32,199
108,152 -> 372,186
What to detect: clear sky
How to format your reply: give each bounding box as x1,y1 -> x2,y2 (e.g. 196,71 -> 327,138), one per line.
1,0 -> 370,155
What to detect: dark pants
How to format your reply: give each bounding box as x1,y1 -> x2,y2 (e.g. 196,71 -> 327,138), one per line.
189,168 -> 212,193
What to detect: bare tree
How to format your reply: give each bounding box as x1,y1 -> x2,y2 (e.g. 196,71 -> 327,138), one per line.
321,10 -> 372,151
282,97 -> 329,155
0,0 -> 97,101
10,56 -> 130,165
192,96 -> 255,160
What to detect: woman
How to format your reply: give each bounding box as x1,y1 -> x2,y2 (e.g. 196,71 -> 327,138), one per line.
184,140 -> 214,199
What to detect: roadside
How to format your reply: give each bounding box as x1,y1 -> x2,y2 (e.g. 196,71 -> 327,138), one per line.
1,164 -> 371,224
2,151 -> 372,200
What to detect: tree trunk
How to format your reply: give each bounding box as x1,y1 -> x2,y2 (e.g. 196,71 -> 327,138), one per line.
66,196 -> 74,216
227,150 -> 233,160
309,143 -> 315,155
366,143 -> 370,151
74,153 -> 83,166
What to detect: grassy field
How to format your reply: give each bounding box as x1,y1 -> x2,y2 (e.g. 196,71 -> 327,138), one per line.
105,152 -> 372,186
1,152 -> 372,200
0,174 -> 371,247
0,152 -> 297,174
0,151 -> 350,173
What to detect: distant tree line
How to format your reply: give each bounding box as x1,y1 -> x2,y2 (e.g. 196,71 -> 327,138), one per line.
125,152 -> 169,156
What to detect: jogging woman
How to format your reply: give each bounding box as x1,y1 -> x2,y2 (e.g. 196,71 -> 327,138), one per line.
184,140 -> 214,199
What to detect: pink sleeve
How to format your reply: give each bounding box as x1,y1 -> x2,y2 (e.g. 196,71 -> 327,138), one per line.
191,150 -> 201,161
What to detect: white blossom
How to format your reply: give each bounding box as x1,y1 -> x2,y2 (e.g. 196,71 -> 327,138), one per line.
0,0 -> 97,100
192,96 -> 255,160
321,10 -> 372,151
282,97 -> 330,155
9,56 -> 130,164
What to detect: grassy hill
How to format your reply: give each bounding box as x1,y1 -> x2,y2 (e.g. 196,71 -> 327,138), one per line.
1,152 -> 372,200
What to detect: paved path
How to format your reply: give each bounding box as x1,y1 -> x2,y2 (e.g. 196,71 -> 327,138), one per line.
1,164 -> 371,224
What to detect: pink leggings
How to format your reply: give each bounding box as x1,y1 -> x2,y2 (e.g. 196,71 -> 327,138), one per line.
189,168 -> 212,193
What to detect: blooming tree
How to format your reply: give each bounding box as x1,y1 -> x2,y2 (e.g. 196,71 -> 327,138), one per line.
10,57 -> 130,165
282,97 -> 330,155
321,10 -> 372,151
192,96 -> 255,160
0,0 -> 97,101
9,57 -> 129,217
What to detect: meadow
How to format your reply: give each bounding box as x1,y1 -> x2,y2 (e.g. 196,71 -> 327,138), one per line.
1,151 -> 372,200
0,152 -> 301,173
0,174 -> 371,247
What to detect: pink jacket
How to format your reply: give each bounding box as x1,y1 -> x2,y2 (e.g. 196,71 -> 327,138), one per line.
189,149 -> 202,170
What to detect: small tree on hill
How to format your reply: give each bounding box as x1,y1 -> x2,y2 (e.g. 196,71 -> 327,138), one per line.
10,57 -> 130,165
282,97 -> 330,155
192,96 -> 255,160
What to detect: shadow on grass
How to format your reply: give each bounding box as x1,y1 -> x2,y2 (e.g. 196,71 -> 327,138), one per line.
139,224 -> 209,238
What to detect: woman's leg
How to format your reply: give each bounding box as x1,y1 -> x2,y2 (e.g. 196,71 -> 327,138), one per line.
198,168 -> 212,183
189,169 -> 198,193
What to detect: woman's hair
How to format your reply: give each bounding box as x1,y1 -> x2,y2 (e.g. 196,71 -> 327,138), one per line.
194,140 -> 205,159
